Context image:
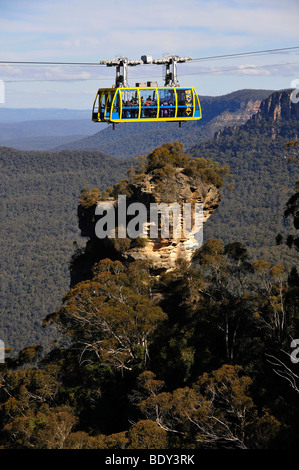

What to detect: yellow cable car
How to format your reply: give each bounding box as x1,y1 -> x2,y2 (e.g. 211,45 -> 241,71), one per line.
92,55 -> 202,126
92,85 -> 202,124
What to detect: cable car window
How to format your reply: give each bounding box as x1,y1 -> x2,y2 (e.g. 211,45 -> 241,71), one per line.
176,88 -> 193,117
98,92 -> 105,119
194,91 -> 201,118
194,93 -> 199,111
121,89 -> 139,119
105,92 -> 113,118
139,89 -> 157,119
112,91 -> 120,118
158,89 -> 175,118
92,93 -> 100,120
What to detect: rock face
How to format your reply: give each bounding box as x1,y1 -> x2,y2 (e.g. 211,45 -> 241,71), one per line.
212,89 -> 299,143
212,99 -> 261,127
113,170 -> 220,273
77,167 -> 221,276
253,89 -> 299,123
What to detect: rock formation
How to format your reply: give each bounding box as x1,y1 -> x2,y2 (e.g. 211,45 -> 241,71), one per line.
102,169 -> 220,273
253,89 -> 299,123
74,143 -> 225,281
213,89 -> 299,143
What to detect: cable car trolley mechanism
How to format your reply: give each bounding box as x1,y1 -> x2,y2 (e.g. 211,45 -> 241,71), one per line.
92,55 -> 202,127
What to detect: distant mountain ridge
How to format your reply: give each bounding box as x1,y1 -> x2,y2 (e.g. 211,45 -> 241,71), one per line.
0,109 -> 105,150
0,90 -> 273,154
0,135 -> 88,151
52,89 -> 274,158
0,108 -> 91,123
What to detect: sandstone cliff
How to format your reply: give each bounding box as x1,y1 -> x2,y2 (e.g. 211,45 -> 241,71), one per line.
213,89 -> 299,142
253,89 -> 299,123
73,143 -> 226,282
104,169 -> 220,273
208,98 -> 261,133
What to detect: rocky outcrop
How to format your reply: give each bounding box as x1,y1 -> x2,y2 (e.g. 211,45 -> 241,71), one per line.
212,89 -> 299,143
253,89 -> 299,123
213,99 -> 261,126
76,166 -> 221,277
111,170 -> 220,273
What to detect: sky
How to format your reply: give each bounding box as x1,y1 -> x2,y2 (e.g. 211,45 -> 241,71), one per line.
0,0 -> 299,108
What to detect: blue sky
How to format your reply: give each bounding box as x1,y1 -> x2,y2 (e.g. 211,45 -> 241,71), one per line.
0,0 -> 299,108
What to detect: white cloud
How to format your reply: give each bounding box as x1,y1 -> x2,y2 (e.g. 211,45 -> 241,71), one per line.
1,0 -> 299,106
232,64 -> 272,76
0,0 -> 299,61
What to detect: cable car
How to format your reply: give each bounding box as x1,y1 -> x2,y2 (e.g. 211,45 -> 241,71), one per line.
92,55 -> 202,126
92,85 -> 201,124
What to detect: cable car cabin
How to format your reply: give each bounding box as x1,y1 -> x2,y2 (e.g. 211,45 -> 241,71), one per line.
92,86 -> 202,124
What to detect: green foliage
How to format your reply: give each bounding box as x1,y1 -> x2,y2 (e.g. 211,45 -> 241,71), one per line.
0,147 -> 131,353
137,142 -> 229,190
283,189 -> 299,251
111,179 -> 133,198
136,364 -> 279,449
183,157 -> 231,188
145,142 -> 190,172
127,420 -> 168,449
45,259 -> 167,373
191,109 -> 299,267
109,236 -> 132,254
131,236 -> 147,248
1,235 -> 299,448
125,142 -> 230,204
79,187 -> 101,208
